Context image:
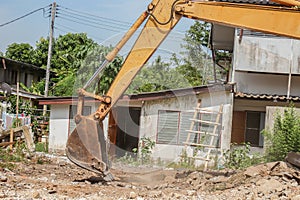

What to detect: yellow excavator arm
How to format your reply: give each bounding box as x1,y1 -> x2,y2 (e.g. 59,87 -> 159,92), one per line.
66,0 -> 300,181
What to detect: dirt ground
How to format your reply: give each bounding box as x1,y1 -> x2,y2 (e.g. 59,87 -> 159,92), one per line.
0,153 -> 300,200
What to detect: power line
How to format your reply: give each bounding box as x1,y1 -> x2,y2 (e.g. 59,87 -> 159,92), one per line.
57,15 -> 125,33
54,23 -> 106,41
57,8 -> 130,29
56,11 -> 128,32
0,5 -> 52,27
57,5 -> 132,26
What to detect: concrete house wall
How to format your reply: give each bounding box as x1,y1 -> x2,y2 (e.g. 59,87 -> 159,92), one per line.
139,90 -> 233,162
233,35 -> 300,96
229,32 -> 300,148
47,101 -> 106,153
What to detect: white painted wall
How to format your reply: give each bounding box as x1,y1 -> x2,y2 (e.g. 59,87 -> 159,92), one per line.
48,101 -> 108,154
232,35 -> 300,96
234,71 -> 300,96
139,90 -> 233,163
234,36 -> 300,74
48,104 -> 70,153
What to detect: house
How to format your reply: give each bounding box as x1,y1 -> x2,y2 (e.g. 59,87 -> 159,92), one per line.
38,83 -> 233,162
0,56 -> 46,100
0,57 -> 48,134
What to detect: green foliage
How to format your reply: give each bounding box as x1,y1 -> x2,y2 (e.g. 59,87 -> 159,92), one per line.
5,43 -> 34,64
0,142 -> 26,165
4,33 -> 122,96
175,148 -> 196,169
35,142 -> 48,153
127,56 -> 191,93
224,143 -> 264,170
181,21 -> 213,84
138,137 -> 155,164
6,94 -> 36,116
118,137 -> 155,166
20,81 -> 45,96
263,105 -> 300,161
75,45 -> 123,95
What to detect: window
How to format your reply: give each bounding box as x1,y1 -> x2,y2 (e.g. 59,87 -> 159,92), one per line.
69,105 -> 91,134
157,110 -> 179,144
157,109 -> 222,146
245,111 -> 265,147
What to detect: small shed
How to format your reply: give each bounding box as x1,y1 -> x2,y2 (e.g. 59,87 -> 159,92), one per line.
39,83 -> 234,164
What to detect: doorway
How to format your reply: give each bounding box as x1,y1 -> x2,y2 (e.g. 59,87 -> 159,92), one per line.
108,106 -> 141,158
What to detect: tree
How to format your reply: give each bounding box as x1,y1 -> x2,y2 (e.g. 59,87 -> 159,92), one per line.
127,56 -> 191,94
180,21 -> 213,85
75,45 -> 123,95
5,43 -> 34,64
6,33 -> 123,96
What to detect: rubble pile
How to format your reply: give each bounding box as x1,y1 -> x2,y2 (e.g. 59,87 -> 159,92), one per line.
0,153 -> 299,199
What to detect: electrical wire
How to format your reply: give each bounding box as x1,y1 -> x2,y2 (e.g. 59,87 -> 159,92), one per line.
56,11 -> 128,32
57,5 -> 132,26
57,8 -> 130,28
0,5 -> 52,27
54,23 -> 106,41
56,15 -> 126,33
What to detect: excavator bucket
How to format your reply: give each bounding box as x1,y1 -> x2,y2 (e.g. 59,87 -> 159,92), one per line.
66,115 -> 114,181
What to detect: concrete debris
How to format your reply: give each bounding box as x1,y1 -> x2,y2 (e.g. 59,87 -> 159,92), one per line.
0,152 -> 299,199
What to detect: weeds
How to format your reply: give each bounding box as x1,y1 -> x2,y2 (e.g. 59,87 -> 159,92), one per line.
35,142 -> 48,152
118,137 -> 155,166
223,143 -> 265,170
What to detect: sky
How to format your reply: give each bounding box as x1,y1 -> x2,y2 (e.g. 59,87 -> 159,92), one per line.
0,0 -> 194,58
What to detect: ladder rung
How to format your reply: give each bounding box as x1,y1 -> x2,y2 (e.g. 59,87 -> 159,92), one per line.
189,118 -> 221,125
195,108 -> 223,114
183,142 -> 219,148
185,130 -> 219,137
193,156 -> 210,161
180,155 -> 210,161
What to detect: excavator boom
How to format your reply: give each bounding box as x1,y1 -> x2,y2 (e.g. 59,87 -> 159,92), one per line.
66,0 -> 300,180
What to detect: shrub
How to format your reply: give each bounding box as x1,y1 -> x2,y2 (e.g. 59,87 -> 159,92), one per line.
263,105 -> 300,161
223,143 -> 264,170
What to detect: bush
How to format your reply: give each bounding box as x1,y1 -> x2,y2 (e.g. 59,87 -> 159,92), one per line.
263,105 -> 300,161
224,143 -> 264,170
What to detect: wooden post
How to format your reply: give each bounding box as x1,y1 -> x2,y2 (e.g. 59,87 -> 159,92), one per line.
9,128 -> 13,149
43,2 -> 57,115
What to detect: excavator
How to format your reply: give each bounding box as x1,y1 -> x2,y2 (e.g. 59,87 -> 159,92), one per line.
66,0 -> 300,181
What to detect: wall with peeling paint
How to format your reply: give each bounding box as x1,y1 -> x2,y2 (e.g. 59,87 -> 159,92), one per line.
233,35 -> 300,96
139,90 -> 233,162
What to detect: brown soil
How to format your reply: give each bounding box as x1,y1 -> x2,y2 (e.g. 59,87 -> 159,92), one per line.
0,153 -> 299,200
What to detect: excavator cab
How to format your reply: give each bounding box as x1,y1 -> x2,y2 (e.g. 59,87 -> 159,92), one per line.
66,0 -> 300,181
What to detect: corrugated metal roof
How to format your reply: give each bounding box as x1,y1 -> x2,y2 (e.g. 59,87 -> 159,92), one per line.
235,92 -> 300,101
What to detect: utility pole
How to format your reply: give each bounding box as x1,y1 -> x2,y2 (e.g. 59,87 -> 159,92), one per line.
43,2 -> 56,116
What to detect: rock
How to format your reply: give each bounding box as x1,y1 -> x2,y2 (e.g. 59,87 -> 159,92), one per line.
172,192 -> 182,199
0,175 -> 7,182
32,191 -> 40,199
149,191 -> 163,198
187,190 -> 196,196
129,191 -> 137,199
211,176 -> 229,183
244,165 -> 266,177
257,179 -> 283,194
291,195 -> 300,200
